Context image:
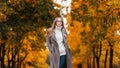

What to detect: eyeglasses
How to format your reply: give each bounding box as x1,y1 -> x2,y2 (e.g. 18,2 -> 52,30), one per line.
56,20 -> 62,22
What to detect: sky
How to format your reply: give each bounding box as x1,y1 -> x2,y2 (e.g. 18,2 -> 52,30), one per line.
54,0 -> 72,33
54,0 -> 72,14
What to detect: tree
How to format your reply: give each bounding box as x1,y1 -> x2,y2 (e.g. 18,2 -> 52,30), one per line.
0,0 -> 60,67
68,0 -> 120,68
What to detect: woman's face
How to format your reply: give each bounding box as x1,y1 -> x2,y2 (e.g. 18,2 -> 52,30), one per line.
56,18 -> 63,27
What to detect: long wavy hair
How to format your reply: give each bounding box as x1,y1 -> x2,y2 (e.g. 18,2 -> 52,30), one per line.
46,17 -> 67,37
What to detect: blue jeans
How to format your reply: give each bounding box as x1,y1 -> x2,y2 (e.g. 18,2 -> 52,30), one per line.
59,55 -> 66,68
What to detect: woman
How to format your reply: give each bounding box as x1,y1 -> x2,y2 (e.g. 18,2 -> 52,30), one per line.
46,17 -> 72,68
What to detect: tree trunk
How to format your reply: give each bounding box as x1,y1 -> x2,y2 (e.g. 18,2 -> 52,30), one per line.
0,46 -> 1,67
109,46 -> 113,68
93,51 -> 95,68
8,48 -> 11,68
104,49 -> 108,68
87,58 -> 91,68
17,54 -> 21,68
11,48 -> 16,68
12,57 -> 15,68
20,61 -> 22,68
87,59 -> 90,68
96,57 -> 100,68
8,60 -> 11,68
78,63 -> 82,68
93,41 -> 102,68
1,43 -> 5,68
108,41 -> 114,68
90,58 -> 91,68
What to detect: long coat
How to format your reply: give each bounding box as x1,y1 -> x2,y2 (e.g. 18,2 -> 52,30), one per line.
46,28 -> 72,68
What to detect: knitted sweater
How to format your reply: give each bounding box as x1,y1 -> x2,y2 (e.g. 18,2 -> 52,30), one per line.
54,26 -> 66,56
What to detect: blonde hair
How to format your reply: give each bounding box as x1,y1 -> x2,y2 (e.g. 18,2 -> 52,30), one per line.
46,17 -> 67,37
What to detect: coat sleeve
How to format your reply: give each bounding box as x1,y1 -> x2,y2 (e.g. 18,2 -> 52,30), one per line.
46,36 -> 52,53
62,28 -> 68,39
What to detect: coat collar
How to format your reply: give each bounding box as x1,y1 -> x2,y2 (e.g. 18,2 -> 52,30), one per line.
51,29 -> 66,42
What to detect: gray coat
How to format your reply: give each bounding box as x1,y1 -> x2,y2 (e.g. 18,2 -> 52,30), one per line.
46,29 -> 72,68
